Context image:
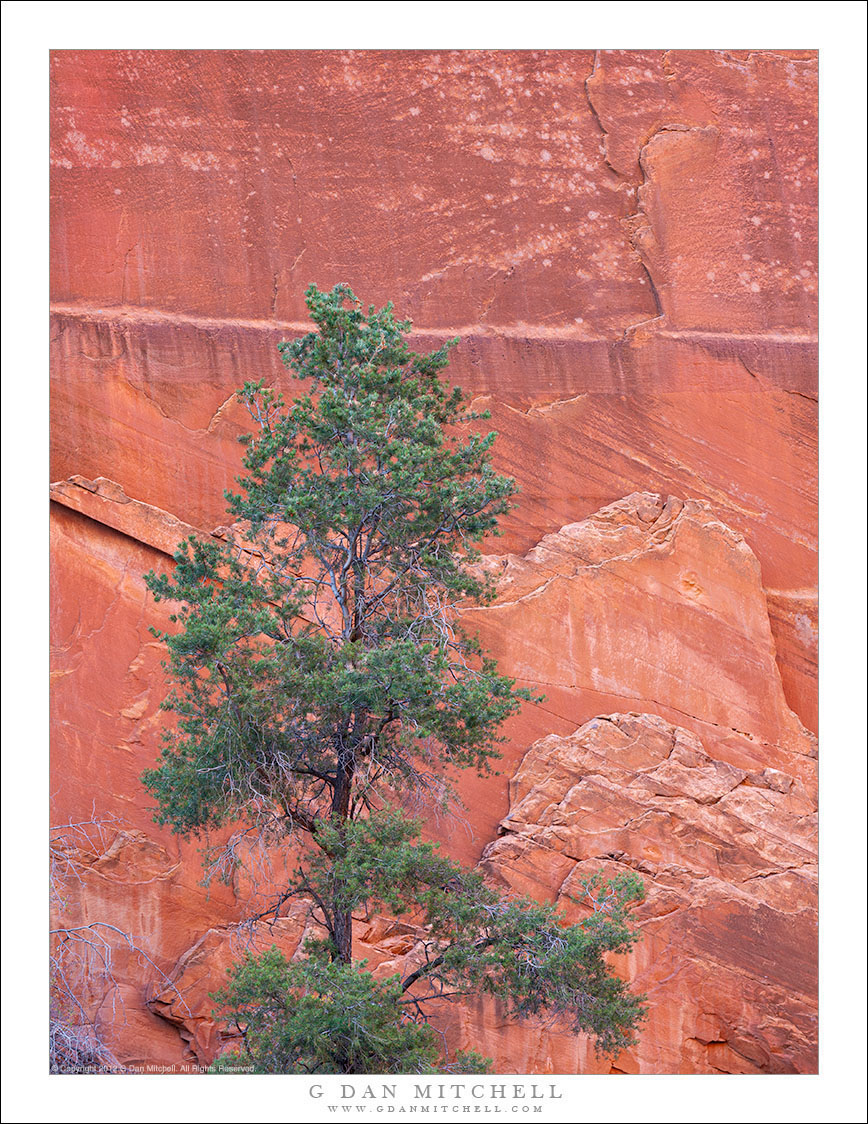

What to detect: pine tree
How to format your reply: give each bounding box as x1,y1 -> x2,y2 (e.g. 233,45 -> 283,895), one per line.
144,283 -> 645,1072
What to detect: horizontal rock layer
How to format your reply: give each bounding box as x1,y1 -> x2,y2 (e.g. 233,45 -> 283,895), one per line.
51,50 -> 816,332
49,48 -> 818,729
50,306 -> 817,732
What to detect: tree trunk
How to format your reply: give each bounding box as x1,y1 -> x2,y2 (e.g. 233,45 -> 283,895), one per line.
333,907 -> 353,964
330,723 -> 363,964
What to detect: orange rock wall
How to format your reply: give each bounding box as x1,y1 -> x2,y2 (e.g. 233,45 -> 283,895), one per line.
50,50 -> 817,1073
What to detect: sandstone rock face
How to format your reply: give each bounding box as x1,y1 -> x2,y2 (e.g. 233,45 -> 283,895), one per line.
50,485 -> 817,1072
451,494 -> 816,862
147,907 -> 318,1066
50,49 -> 817,1074
50,49 -> 817,731
50,50 -> 816,331
478,713 -> 817,1073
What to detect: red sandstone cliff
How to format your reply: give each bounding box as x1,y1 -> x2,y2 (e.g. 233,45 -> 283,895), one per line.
49,50 -> 817,1074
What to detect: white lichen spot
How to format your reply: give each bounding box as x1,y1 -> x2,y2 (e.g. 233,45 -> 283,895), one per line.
750,282 -> 760,292
133,143 -> 170,166
409,107 -> 420,117
540,149 -> 551,163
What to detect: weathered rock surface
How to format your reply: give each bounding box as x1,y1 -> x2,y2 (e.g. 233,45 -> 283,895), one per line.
448,493 -> 816,864
49,822 -> 240,1068
147,907 -> 318,1066
50,48 -> 817,1074
50,482 -> 816,1072
50,49 -> 817,731
475,712 -> 817,1073
50,50 -> 816,332
51,475 -> 200,556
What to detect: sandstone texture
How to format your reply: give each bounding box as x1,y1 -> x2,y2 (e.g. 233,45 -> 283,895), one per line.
50,487 -> 817,1073
50,49 -> 817,729
478,712 -> 817,1073
50,50 -> 817,1073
